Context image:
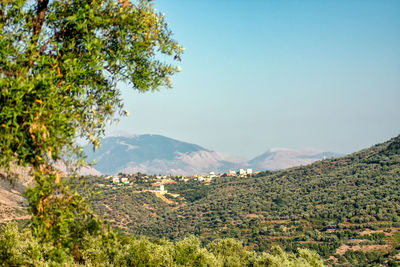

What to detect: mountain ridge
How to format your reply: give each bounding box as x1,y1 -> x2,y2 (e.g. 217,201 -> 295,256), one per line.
84,134 -> 342,175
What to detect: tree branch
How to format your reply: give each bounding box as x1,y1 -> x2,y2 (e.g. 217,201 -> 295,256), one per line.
38,35 -> 55,55
0,68 -> 16,77
28,0 -> 49,67
0,4 -> 4,22
32,0 -> 50,43
38,30 -> 64,55
0,3 -> 6,31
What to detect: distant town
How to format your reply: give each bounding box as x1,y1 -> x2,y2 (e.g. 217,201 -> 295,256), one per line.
91,168 -> 261,196
105,168 -> 255,184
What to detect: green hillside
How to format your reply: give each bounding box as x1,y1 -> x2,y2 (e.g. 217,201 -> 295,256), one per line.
90,135 -> 400,266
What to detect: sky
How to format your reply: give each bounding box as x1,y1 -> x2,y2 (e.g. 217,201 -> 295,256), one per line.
106,0 -> 400,159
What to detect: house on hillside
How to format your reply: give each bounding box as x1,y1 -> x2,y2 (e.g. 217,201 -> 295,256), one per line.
152,184 -> 167,195
121,177 -> 129,184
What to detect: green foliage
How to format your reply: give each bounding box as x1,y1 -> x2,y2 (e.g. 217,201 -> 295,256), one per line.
0,0 -> 182,258
206,238 -> 255,266
0,0 -> 182,170
0,222 -> 75,265
24,170 -> 102,252
0,223 -> 325,266
166,179 -> 210,202
254,247 -> 324,267
173,237 -> 218,266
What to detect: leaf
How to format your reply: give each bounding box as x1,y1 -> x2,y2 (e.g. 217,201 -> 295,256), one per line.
55,173 -> 60,185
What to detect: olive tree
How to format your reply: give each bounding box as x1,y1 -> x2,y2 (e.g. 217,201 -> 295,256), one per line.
0,0 -> 182,251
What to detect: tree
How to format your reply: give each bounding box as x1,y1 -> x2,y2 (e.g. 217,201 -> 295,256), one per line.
0,0 -> 182,254
0,0 -> 182,170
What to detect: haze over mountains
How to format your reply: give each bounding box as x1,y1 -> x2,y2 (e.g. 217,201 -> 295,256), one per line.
84,134 -> 342,175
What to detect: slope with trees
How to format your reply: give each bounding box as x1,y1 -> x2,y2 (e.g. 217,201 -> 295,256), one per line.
89,135 -> 400,266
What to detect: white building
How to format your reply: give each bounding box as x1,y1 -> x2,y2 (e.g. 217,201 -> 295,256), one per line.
246,169 -> 253,175
152,184 -> 167,194
239,168 -> 246,175
228,170 -> 236,176
121,177 -> 129,184
112,177 -> 120,184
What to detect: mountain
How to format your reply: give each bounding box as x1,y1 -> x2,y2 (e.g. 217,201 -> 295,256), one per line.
249,148 -> 342,170
84,134 -> 244,175
84,134 -> 341,175
53,161 -> 103,176
0,165 -> 31,223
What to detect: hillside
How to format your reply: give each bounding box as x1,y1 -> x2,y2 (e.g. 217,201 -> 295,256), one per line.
90,135 -> 400,266
0,166 -> 31,223
249,148 -> 342,170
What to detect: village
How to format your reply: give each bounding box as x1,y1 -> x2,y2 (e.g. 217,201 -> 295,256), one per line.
91,168 -> 258,198
102,168 -> 255,185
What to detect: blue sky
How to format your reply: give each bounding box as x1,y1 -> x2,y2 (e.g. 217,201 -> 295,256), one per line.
107,0 -> 400,159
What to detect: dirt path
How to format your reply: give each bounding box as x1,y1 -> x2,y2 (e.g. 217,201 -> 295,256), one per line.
154,192 -> 175,205
336,243 -> 392,255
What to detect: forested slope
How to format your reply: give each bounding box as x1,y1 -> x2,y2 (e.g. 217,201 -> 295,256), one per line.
92,135 -> 400,266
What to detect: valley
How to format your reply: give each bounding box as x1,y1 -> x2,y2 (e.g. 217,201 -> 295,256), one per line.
2,134 -> 399,266
86,135 -> 400,266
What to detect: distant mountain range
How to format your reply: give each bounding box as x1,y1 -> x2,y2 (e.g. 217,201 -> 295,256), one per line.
249,148 -> 341,170
84,134 -> 343,175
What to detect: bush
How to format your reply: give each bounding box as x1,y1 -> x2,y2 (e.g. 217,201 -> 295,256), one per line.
0,223 -> 326,266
